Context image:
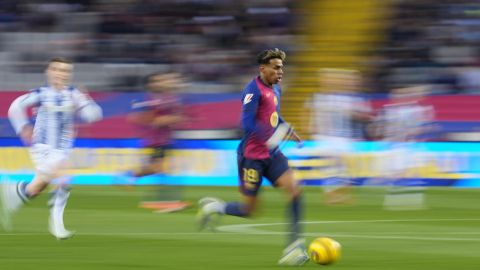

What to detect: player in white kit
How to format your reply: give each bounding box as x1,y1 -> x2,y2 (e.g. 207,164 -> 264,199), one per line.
379,86 -> 434,210
2,57 -> 103,238
308,69 -> 371,204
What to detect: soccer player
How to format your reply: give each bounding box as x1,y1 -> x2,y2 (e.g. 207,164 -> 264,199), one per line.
2,57 -> 103,239
378,86 -> 435,210
124,72 -> 189,212
307,69 -> 371,204
197,48 -> 308,265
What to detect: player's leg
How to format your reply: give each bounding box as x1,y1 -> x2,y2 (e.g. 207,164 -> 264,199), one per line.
0,145 -> 73,236
48,186 -> 74,239
383,144 -> 426,210
382,145 -> 402,209
26,144 -> 64,197
25,176 -> 50,197
323,139 -> 354,205
48,176 -> 74,239
32,147 -> 74,238
197,194 -> 258,231
266,152 -> 308,265
2,174 -> 49,229
311,138 -> 344,204
137,146 -> 190,212
270,166 -> 302,245
275,170 -> 308,265
131,146 -> 165,177
221,156 -> 263,217
0,171 -> 50,231
117,147 -> 161,187
133,154 -> 164,177
0,180 -> 29,231
38,150 -> 75,239
197,156 -> 263,230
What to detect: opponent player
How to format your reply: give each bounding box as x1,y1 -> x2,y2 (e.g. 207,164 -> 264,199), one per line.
3,57 -> 103,239
307,69 -> 371,204
379,86 -> 434,210
123,72 -> 189,212
197,48 -> 308,265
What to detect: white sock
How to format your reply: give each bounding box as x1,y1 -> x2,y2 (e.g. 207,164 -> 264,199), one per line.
49,188 -> 70,231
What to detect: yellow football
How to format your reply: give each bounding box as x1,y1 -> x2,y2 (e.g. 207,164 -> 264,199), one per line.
308,237 -> 341,265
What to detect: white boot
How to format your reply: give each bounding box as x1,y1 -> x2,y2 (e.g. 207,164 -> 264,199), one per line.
278,238 -> 309,266
48,188 -> 74,239
0,181 -> 27,231
197,197 -> 225,231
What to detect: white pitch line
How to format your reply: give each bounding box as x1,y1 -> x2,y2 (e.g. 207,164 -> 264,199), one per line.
0,232 -> 233,236
216,218 -> 480,242
1,218 -> 479,240
302,233 -> 480,242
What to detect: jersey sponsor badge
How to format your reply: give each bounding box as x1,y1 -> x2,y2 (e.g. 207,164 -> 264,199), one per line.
243,94 -> 253,105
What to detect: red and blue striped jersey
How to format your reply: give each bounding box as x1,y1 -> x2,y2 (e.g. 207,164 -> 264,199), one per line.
238,76 -> 284,159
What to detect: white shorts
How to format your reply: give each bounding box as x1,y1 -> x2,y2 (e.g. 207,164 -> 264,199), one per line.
29,144 -> 69,177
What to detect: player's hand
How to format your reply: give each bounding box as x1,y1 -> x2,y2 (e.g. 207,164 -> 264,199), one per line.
20,125 -> 33,146
290,130 -> 302,143
296,140 -> 304,149
288,129 -> 304,148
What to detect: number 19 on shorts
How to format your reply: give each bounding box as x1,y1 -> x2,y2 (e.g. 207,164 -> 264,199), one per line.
243,168 -> 259,190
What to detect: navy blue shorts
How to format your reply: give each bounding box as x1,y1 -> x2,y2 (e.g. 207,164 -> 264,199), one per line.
237,151 -> 290,196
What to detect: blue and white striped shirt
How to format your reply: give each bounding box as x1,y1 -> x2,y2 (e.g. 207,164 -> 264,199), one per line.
8,85 -> 103,150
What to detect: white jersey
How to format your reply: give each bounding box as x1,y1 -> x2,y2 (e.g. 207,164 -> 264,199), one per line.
381,102 -> 434,142
8,85 -> 103,151
311,93 -> 369,139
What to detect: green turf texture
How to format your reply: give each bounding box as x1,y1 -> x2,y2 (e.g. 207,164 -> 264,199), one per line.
0,186 -> 479,269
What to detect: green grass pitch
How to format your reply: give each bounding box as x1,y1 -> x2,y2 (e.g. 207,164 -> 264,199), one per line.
0,186 -> 479,269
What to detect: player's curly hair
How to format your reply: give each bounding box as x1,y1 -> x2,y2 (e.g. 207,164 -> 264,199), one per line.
256,48 -> 286,65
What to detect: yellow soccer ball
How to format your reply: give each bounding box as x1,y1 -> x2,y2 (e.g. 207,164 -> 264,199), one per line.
308,237 -> 341,265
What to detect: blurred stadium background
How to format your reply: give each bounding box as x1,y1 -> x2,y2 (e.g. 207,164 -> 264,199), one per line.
1,0 -> 480,186
1,1 -> 480,269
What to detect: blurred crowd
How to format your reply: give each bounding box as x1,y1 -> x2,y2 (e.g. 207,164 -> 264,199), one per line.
1,0 -> 480,95
0,0 -> 296,91
375,0 -> 480,94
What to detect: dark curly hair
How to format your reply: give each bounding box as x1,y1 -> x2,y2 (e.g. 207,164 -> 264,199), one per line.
256,48 -> 286,65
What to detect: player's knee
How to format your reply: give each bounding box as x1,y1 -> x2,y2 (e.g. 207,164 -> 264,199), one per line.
282,178 -> 302,198
291,186 -> 302,200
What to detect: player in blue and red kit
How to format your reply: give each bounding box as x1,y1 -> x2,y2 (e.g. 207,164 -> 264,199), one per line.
197,48 -> 308,266
122,73 -> 190,212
